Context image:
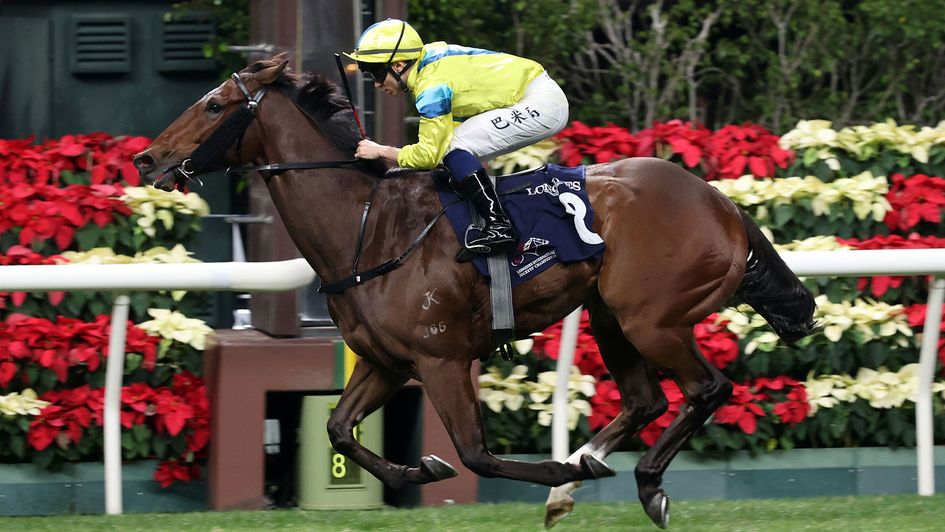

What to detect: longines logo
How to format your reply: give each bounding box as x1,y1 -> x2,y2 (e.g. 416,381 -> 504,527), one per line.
525,178 -> 582,197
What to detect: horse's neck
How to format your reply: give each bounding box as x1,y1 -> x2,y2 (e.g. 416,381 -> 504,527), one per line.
254,96 -> 380,281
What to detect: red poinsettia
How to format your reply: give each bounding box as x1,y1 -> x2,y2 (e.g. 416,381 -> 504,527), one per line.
884,173 -> 945,232
838,233 -> 945,297
155,460 -> 202,488
0,133 -> 151,187
0,183 -> 130,251
646,119 -> 711,167
532,310 -> 610,380
27,386 -> 101,450
704,123 -> 794,180
0,313 -> 158,386
903,303 -> 945,372
695,313 -> 740,369
556,121 -> 655,166
713,383 -> 767,434
588,379 -> 622,431
773,385 -> 810,424
0,246 -> 66,308
554,120 -> 793,181
27,378 -> 210,487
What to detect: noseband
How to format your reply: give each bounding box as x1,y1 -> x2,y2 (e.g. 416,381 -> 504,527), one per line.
162,72 -> 359,191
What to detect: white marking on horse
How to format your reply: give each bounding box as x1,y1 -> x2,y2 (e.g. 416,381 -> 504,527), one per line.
421,322 -> 447,339
558,192 -> 604,245
422,288 -> 440,310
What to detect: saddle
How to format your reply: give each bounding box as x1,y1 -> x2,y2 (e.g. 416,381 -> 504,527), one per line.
435,164 -> 606,288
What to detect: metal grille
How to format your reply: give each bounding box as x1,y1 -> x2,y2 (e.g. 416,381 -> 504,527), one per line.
70,15 -> 131,74
157,15 -> 216,72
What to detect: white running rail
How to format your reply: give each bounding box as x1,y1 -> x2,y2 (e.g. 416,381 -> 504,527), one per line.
3,250 -> 943,511
0,258 -> 316,514
552,248 -> 945,496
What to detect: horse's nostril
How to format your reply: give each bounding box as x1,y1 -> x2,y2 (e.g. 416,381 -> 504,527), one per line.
134,154 -> 155,170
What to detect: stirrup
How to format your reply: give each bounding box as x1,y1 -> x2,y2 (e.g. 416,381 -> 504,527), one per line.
456,227 -> 515,262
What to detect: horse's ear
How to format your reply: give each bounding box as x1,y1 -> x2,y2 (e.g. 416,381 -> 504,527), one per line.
254,52 -> 290,85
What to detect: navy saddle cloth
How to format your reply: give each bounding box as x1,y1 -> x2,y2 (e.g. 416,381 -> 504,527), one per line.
435,163 -> 606,287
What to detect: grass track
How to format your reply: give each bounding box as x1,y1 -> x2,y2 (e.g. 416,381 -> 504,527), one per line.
1,494 -> 943,531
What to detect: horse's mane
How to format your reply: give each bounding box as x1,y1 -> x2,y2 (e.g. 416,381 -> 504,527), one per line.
245,62 -> 387,176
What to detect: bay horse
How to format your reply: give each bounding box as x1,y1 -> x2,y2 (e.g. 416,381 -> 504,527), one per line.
133,53 -> 816,528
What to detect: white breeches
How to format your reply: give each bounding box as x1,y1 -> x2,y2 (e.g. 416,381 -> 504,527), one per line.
448,72 -> 569,161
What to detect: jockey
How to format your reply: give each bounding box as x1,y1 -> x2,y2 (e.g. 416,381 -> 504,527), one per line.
346,18 -> 570,257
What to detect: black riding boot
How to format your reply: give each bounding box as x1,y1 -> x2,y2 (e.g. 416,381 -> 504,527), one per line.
454,168 -> 517,255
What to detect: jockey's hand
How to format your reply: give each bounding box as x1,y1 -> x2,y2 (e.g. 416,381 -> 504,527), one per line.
355,139 -> 385,160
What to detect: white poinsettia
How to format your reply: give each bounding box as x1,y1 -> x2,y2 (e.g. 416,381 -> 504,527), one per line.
781,119 -> 945,163
806,365 -> 945,413
529,398 -> 592,430
711,173 -> 890,222
774,235 -> 851,252
524,368 -> 596,430
718,295 -> 912,349
488,139 -> 560,175
0,389 -> 50,416
62,244 -> 200,265
814,296 -> 913,345
779,120 -> 840,151
138,308 -> 213,350
121,186 -> 210,237
804,373 -> 857,415
63,245 -> 199,301
479,364 -> 596,428
477,365 -> 529,413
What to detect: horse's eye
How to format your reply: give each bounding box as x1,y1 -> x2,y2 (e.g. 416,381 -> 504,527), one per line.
206,102 -> 223,114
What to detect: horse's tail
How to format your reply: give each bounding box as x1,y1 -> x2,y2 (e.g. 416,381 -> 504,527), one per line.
734,208 -> 818,344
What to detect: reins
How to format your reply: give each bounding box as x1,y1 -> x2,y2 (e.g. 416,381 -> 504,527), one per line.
177,70 -> 455,295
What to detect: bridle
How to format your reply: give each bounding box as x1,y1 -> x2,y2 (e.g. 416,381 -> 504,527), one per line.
159,72 -> 359,191
155,69 -> 458,295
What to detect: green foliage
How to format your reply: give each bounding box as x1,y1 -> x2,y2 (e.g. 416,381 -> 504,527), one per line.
170,0 -> 251,78
409,0 -> 945,130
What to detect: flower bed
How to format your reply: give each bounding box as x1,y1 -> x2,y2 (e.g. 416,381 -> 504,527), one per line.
481,120 -> 945,456
0,134 -> 211,488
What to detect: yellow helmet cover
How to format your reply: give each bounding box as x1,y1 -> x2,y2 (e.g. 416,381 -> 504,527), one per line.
345,19 -> 424,64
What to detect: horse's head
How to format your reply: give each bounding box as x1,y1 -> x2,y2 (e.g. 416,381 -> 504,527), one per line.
133,53 -> 290,191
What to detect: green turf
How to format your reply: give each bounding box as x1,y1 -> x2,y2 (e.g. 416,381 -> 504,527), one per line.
1,495 -> 943,531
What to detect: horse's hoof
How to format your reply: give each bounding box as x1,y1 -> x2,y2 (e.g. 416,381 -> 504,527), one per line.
543,494 -> 574,529
420,455 -> 458,481
643,490 -> 670,529
579,454 -> 616,479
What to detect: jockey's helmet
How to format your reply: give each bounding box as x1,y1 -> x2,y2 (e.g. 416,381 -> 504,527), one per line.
345,19 -> 423,65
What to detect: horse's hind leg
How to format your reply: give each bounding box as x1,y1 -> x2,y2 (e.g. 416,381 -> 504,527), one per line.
545,294 -> 668,529
328,358 -> 458,489
625,327 -> 732,528
417,356 -> 616,486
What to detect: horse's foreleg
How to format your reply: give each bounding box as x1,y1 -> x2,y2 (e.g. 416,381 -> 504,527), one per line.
417,357 -> 615,487
328,358 -> 457,489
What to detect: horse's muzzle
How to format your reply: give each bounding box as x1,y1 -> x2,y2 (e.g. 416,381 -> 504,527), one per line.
133,152 -> 187,191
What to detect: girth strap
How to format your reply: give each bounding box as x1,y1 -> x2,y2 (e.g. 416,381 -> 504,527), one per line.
318,197 -> 461,294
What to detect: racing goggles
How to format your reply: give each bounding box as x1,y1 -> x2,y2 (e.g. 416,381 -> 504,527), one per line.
357,61 -> 389,83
